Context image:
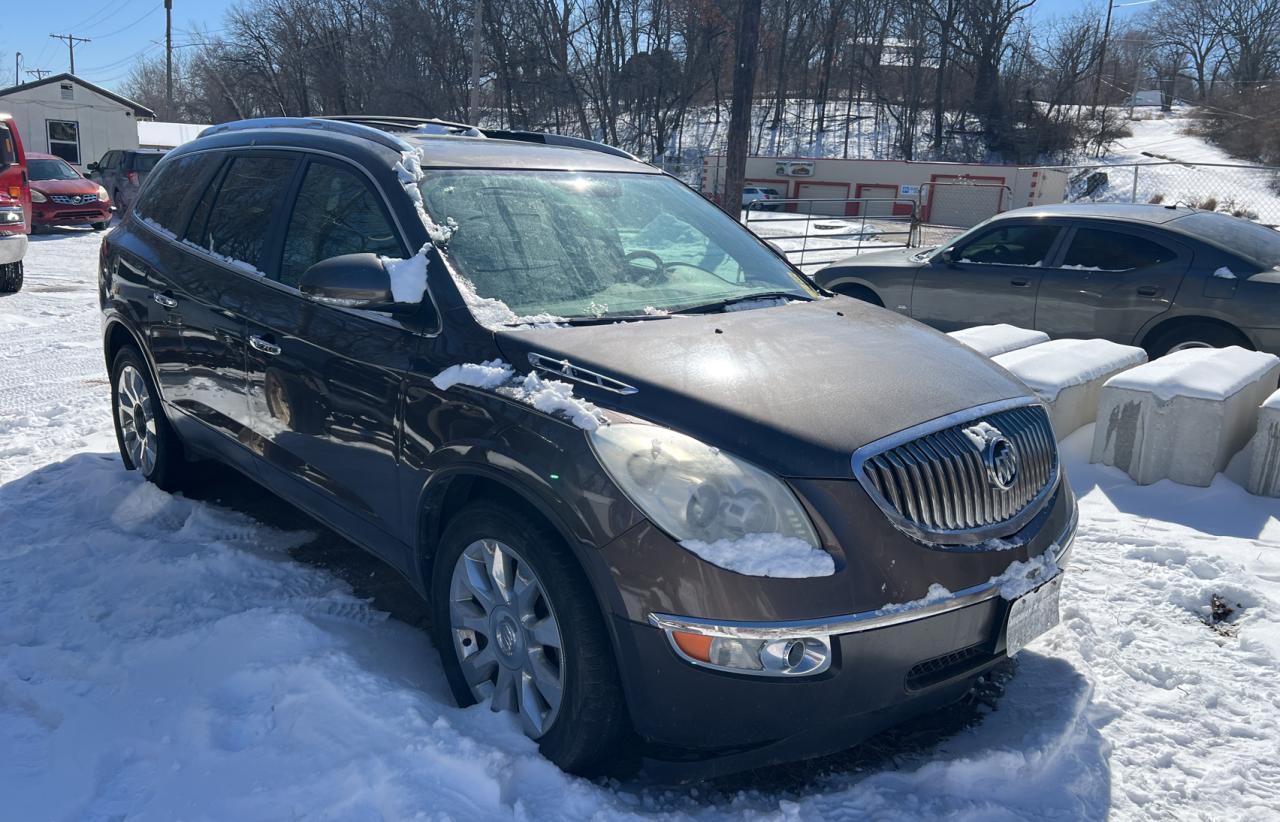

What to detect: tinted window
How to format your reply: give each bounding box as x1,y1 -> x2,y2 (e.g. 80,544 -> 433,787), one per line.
130,153 -> 162,172
0,126 -> 15,166
190,156 -> 297,271
1176,211 -> 1280,269
278,162 -> 403,288
955,224 -> 1059,267
1061,228 -> 1176,271
134,152 -> 222,235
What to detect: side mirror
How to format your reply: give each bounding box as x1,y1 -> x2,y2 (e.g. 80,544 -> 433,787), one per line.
937,248 -> 955,266
86,162 -> 100,173
300,253 -> 413,312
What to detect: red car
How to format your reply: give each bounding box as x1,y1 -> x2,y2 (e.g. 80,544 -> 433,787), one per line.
0,113 -> 29,292
28,152 -> 112,232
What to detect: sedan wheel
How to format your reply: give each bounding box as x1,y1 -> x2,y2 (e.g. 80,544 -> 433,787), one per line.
116,364 -> 158,476
448,538 -> 565,738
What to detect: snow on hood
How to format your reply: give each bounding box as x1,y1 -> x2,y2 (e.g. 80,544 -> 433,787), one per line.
431,359 -> 606,430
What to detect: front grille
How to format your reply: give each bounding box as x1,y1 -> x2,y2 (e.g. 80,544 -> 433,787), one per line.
905,644 -> 992,690
49,193 -> 98,205
854,403 -> 1058,544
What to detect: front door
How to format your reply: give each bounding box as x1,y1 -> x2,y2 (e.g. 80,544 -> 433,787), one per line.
240,156 -> 417,552
1035,224 -> 1190,342
911,221 -> 1065,331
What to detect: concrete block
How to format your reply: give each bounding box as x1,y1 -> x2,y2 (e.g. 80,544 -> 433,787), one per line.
1091,347 -> 1280,487
1245,389 -> 1280,496
993,338 -> 1148,439
949,324 -> 1050,358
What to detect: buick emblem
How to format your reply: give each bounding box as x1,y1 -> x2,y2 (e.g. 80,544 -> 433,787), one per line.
983,434 -> 1020,491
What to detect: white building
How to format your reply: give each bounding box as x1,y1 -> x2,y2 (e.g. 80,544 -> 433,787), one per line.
138,121 -> 212,150
0,73 -> 154,170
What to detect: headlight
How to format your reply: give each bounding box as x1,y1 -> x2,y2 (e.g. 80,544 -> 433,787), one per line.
589,423 -> 820,548
0,207 -> 22,224
97,185 -> 109,201
31,190 -> 47,203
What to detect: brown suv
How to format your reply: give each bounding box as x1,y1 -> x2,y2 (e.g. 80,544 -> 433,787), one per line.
816,203 -> 1280,357
100,116 -> 1076,779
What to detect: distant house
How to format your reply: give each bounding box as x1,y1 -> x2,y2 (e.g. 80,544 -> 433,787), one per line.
0,73 -> 154,170
1128,90 -> 1164,108
138,121 -> 212,150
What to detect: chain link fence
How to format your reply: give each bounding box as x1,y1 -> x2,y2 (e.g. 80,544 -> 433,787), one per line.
1044,161 -> 1280,226
742,198 -> 917,271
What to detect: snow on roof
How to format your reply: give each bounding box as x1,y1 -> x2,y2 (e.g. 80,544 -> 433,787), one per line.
137,121 -> 212,149
1105,346 -> 1280,402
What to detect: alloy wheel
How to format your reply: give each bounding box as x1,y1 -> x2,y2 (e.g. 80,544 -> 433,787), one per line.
448,538 -> 565,738
1168,340 -> 1213,353
116,364 -> 158,476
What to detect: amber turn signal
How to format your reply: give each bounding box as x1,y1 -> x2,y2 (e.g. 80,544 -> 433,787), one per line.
672,631 -> 713,662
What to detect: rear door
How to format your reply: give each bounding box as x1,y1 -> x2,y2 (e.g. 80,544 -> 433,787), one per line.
1034,223 -> 1190,342
911,221 -> 1065,331
239,155 -> 418,553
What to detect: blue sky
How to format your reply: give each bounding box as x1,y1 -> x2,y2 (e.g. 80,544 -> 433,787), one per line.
1,0 -> 1148,95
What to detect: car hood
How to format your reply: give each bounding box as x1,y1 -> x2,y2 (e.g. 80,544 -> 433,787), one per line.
494,297 -> 1032,478
31,178 -> 98,196
827,246 -> 929,269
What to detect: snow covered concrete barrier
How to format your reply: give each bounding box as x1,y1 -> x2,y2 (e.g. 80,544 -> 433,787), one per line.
948,324 -> 1049,358
1092,347 -> 1280,487
993,338 -> 1147,439
1245,389 -> 1280,496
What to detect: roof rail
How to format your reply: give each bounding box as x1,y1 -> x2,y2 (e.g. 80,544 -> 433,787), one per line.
321,114 -> 477,134
198,117 -> 413,153
479,129 -> 639,162
320,115 -> 639,162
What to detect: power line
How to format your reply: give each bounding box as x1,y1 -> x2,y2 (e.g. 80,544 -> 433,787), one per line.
25,69 -> 53,81
49,33 -> 93,74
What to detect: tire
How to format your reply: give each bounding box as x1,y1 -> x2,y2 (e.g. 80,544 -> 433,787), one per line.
0,261 -> 22,293
431,501 -> 630,776
113,190 -> 122,212
110,346 -> 186,491
835,283 -> 883,307
1145,321 -> 1252,358
92,221 -> 109,232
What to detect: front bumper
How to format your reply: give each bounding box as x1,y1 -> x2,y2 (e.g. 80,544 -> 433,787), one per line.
33,203 -> 111,226
0,231 -> 28,265
615,506 -> 1077,779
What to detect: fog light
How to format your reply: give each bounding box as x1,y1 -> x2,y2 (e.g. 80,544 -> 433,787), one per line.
667,629 -> 831,677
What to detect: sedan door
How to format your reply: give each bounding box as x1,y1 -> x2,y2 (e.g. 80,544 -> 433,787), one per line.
239,156 -> 420,558
910,221 -> 1065,331
1034,223 -> 1190,342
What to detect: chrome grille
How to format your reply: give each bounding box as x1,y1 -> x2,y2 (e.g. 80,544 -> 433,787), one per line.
853,402 -> 1058,545
50,193 -> 98,205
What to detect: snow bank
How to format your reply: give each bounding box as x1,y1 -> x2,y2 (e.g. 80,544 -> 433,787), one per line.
431,360 -> 606,430
948,324 -> 1050,358
1105,346 -> 1280,402
679,533 -> 835,578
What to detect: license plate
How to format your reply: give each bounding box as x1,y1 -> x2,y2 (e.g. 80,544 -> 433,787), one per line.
1005,573 -> 1062,656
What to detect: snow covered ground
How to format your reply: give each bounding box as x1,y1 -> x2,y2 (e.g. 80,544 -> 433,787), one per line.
3,229 -> 1280,820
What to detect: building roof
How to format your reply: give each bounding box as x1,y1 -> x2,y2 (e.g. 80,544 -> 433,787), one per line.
0,73 -> 155,119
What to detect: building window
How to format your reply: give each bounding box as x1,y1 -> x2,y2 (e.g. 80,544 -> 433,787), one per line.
60,83 -> 74,101
46,120 -> 80,165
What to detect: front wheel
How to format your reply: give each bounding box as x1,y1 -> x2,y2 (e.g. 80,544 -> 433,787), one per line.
431,502 -> 630,775
92,221 -> 109,232
110,346 -> 186,491
0,261 -> 22,293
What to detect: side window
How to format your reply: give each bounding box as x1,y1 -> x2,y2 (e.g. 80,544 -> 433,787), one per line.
46,120 -> 80,165
278,162 -> 404,288
189,155 -> 298,272
1060,227 -> 1177,272
954,224 -> 1060,267
101,151 -> 118,170
133,152 -> 222,236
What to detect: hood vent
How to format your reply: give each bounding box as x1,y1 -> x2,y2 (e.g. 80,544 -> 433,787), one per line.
527,352 -> 638,395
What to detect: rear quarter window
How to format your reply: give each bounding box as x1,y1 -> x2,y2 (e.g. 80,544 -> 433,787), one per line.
129,153 -> 163,173
134,152 -> 223,236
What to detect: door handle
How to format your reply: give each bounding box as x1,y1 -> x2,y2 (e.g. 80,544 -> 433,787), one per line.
1010,278 -> 1031,287
1137,285 -> 1160,297
152,291 -> 178,309
249,334 -> 282,356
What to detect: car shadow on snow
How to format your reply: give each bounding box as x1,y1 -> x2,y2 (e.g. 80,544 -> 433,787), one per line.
169,460 -> 1110,812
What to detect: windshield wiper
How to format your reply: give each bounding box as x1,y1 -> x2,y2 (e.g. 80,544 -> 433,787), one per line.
671,291 -> 811,315
558,313 -> 672,325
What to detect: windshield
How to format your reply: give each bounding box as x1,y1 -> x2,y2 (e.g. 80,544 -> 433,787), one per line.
1175,211 -> 1280,269
419,170 -> 814,320
29,158 -> 80,181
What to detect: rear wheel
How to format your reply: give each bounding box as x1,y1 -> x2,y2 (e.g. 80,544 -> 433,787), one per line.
92,221 -> 109,232
110,346 -> 186,491
0,261 -> 21,293
431,502 -> 630,776
1145,321 -> 1251,358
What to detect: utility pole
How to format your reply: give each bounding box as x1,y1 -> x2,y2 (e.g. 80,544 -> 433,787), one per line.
721,0 -> 763,217
49,33 -> 91,75
26,69 -> 51,81
468,0 -> 482,123
13,53 -> 20,87
1090,0 -> 1115,118
165,0 -> 174,111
